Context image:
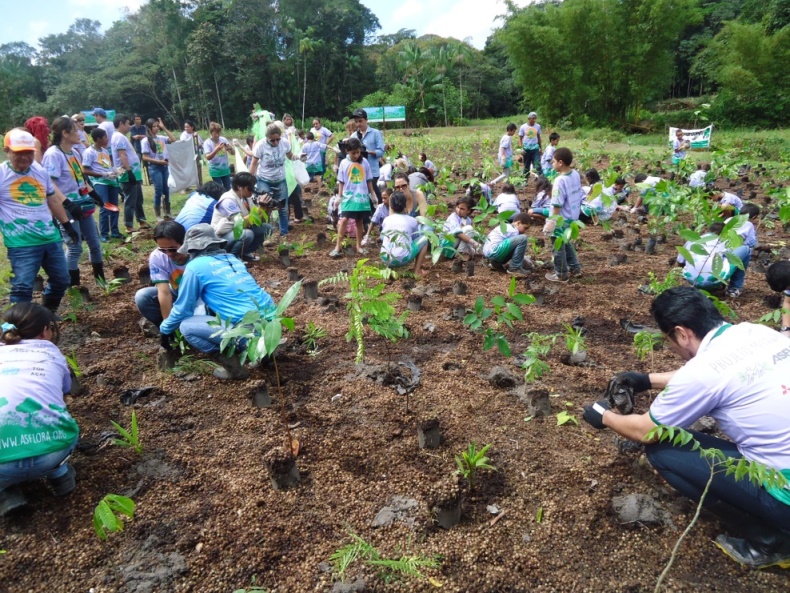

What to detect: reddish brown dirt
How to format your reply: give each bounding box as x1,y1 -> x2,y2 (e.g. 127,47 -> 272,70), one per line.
1,171 -> 788,593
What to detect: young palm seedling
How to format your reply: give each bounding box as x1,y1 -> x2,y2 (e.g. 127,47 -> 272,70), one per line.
111,409 -> 143,455
455,442 -> 497,491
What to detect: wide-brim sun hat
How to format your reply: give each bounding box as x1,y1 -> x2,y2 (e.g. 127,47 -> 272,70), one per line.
177,223 -> 228,254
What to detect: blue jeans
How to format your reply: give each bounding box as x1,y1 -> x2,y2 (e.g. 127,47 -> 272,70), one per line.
66,216 -> 102,270
7,241 -> 70,302
120,180 -> 146,228
729,245 -> 751,291
221,224 -> 271,258
135,285 -> 176,327
94,184 -> 121,237
0,438 -> 77,490
148,164 -> 170,212
178,315 -> 224,353
646,430 -> 790,531
553,232 -> 581,276
212,175 -> 232,191
256,178 -> 289,236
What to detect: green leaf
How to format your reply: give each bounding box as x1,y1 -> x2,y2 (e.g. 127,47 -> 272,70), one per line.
507,303 -> 524,320
496,336 -> 511,357
512,294 -> 536,306
275,281 -> 303,317
536,507 -> 543,523
232,215 -> 244,241
676,246 -> 694,264
263,322 -> 282,357
491,295 -> 506,308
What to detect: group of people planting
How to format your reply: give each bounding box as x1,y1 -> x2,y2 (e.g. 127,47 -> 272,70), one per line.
2,109 -> 790,572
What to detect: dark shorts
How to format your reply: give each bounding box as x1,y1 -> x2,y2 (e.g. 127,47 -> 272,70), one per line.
340,211 -> 368,221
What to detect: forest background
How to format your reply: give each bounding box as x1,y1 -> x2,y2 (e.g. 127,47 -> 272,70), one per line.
0,0 -> 787,133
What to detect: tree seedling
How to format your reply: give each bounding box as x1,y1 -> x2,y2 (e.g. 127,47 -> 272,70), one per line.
556,410 -> 578,426
561,323 -> 586,355
633,330 -> 663,362
455,442 -> 497,490
330,530 -> 441,585
94,494 -> 136,540
463,278 -> 535,357
302,321 -> 327,354
111,409 -> 143,455
95,277 -> 128,295
65,349 -> 82,378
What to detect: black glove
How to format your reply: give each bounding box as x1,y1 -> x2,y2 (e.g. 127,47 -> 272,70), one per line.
61,220 -> 79,244
160,332 -> 174,350
88,189 -> 104,208
583,399 -> 611,430
62,198 -> 83,221
604,372 -> 651,414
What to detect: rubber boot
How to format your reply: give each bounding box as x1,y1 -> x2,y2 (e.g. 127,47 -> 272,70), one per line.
164,201 -> 171,218
92,263 -> 105,283
212,354 -> 250,381
710,502 -> 790,569
42,295 -> 62,317
69,269 -> 80,287
0,485 -> 28,517
47,463 -> 76,496
155,205 -> 162,221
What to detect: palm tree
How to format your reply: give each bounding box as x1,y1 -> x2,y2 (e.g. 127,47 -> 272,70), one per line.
299,28 -> 321,129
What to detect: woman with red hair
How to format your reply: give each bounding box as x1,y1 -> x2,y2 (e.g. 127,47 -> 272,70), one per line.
24,116 -> 50,164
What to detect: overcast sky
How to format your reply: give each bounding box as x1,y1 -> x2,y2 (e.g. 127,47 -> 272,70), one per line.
1,0 -> 530,51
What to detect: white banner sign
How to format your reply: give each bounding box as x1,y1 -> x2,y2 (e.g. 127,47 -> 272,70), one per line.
668,125 -> 713,149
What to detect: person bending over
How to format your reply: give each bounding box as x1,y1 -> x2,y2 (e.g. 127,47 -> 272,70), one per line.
0,303 -> 79,516
159,224 -> 277,380
135,221 -> 189,327
582,287 -> 790,569
211,172 -> 272,262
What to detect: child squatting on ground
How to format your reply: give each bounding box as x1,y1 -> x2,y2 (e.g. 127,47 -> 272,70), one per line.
440,196 -> 481,259
380,190 -> 429,277
483,212 -> 534,277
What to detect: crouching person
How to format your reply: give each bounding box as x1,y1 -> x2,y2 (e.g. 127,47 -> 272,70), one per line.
380,191 -> 430,277
135,221 -> 188,327
0,303 -> 79,516
211,172 -> 272,262
482,212 -> 533,276
582,287 -> 790,569
158,224 -> 276,380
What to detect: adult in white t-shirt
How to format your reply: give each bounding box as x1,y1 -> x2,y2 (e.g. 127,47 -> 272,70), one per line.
582,286 -> 790,569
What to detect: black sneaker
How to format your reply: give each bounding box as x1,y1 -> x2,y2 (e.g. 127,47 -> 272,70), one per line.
507,266 -> 530,277
0,485 -> 28,516
715,534 -> 790,569
47,462 -> 76,496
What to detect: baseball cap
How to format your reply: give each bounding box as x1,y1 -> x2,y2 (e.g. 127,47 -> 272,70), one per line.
528,111 -> 538,119
352,109 -> 368,120
72,113 -> 85,121
92,108 -> 107,117
3,129 -> 37,152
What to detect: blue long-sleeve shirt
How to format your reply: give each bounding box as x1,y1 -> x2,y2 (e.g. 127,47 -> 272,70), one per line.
160,253 -> 275,335
358,127 -> 385,178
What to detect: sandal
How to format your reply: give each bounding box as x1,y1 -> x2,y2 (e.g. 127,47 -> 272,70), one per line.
328,249 -> 342,258
356,248 -> 368,255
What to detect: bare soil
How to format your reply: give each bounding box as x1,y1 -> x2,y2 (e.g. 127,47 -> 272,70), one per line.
1,169 -> 788,593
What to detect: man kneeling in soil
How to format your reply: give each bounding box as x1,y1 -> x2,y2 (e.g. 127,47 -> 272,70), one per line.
158,224 -> 276,380
582,287 -> 790,569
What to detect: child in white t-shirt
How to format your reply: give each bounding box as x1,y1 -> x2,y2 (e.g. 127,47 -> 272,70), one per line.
483,212 -> 533,276
527,176 -> 552,220
499,123 -> 517,176
689,163 -> 712,190
715,191 -> 743,215
440,196 -> 479,259
362,187 -> 392,247
541,132 -> 560,179
493,183 -> 522,221
380,190 -> 429,277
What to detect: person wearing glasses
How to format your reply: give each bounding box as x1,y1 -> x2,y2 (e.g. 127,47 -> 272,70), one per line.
70,113 -> 90,161
391,172 -> 427,218
134,220 -> 188,327
249,123 -> 303,241
0,302 -> 79,516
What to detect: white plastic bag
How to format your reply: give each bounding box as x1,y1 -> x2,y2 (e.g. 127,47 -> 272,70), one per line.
292,160 -> 310,186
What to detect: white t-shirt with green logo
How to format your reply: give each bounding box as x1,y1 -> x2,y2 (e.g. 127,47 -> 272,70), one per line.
649,323 -> 790,505
203,137 -> 231,178
0,340 -> 79,463
0,161 -> 60,248
110,131 -> 143,183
